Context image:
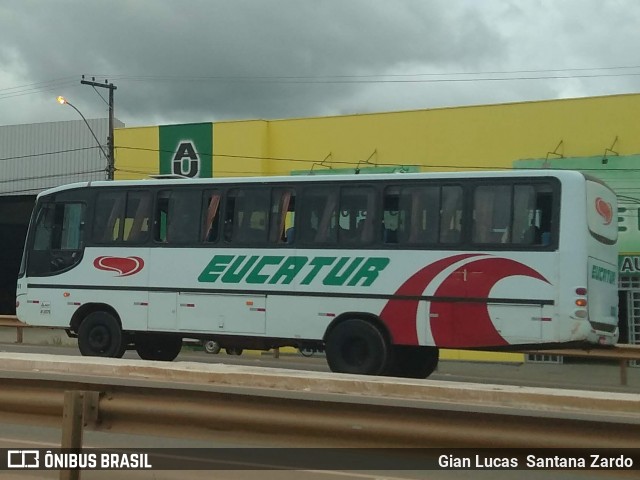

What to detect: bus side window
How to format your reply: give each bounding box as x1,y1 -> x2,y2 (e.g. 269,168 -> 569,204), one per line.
202,191 -> 221,243
163,189 -> 201,244
154,192 -> 170,242
440,186 -> 463,244
338,186 -> 375,245
404,186 -> 439,245
224,188 -> 270,244
269,188 -> 295,244
93,191 -> 124,243
299,187 -> 338,245
472,185 -> 511,244
513,184 -> 554,247
123,191 -> 151,243
382,187 -> 400,244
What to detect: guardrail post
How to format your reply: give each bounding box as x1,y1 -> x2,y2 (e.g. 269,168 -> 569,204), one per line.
60,391 -> 85,480
16,325 -> 23,344
620,359 -> 628,386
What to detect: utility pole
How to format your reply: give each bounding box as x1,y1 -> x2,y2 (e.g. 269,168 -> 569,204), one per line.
81,76 -> 117,180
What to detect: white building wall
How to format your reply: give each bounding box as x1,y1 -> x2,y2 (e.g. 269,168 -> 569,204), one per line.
0,118 -> 124,196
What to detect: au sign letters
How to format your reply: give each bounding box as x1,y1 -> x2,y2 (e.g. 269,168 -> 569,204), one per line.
173,141 -> 200,177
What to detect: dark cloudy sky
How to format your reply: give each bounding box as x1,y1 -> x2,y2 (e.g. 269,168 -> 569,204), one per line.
1,0 -> 640,127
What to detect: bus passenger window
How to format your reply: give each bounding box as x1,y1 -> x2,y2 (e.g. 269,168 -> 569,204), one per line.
93,191 -> 150,244
93,191 -> 124,242
338,187 -> 375,245
269,188 -> 295,244
513,184 -> 554,247
440,186 -> 463,244
123,191 -> 151,243
382,188 -> 400,244
298,187 -> 338,244
472,185 -> 511,244
224,188 -> 270,244
202,191 -> 221,243
156,189 -> 201,245
384,185 -> 440,246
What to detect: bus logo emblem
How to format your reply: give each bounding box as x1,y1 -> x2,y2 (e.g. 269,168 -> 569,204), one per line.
595,197 -> 613,225
94,256 -> 145,277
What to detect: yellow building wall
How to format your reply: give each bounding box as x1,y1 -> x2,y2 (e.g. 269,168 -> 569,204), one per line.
213,93 -> 640,176
212,120 -> 270,177
114,126 -> 159,180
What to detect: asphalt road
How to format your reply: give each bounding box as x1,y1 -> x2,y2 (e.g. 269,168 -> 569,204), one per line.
1,340 -> 639,393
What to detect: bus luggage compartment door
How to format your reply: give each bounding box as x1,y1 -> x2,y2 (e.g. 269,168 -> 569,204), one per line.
177,292 -> 267,334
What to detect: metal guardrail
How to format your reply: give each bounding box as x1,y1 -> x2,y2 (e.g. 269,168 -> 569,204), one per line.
0,314 -> 28,343
1,374 -> 639,449
523,345 -> 640,386
0,356 -> 639,478
0,314 -> 61,344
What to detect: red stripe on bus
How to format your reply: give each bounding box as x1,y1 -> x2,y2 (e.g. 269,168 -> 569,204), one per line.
380,254 -> 480,345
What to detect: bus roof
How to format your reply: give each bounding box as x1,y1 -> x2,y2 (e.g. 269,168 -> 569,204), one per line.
37,169 -> 589,198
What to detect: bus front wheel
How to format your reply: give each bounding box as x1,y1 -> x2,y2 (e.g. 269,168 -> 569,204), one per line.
135,333 -> 182,361
78,311 -> 125,358
325,319 -> 389,375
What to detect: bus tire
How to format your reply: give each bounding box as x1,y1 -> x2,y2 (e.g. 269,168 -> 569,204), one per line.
325,319 -> 389,375
225,347 -> 243,355
386,345 -> 439,379
204,340 -> 221,354
78,311 -> 124,358
135,333 -> 182,361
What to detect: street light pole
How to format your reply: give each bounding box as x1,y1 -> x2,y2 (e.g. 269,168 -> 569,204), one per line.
80,76 -> 117,180
56,96 -> 110,165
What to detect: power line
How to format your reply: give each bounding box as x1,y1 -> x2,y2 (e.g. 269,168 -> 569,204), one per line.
0,146 -> 103,162
0,78 -> 80,101
0,168 -> 105,187
93,72 -> 640,85
94,64 -> 640,82
4,64 -> 640,103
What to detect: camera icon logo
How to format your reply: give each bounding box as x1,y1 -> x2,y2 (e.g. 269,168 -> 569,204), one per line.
7,450 -> 40,469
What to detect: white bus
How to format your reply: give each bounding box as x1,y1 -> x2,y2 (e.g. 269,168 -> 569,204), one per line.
16,170 -> 619,378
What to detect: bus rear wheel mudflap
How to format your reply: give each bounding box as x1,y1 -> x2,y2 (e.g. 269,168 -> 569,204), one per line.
77,311 -> 126,358
385,345 -> 440,379
325,318 -> 390,375
135,333 -> 182,361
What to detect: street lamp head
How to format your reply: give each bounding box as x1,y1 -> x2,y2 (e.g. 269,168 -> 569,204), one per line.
56,96 -> 68,105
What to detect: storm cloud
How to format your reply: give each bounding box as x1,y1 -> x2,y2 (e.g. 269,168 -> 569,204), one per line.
1,0 -> 639,127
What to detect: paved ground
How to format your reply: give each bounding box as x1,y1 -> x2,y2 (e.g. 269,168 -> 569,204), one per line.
1,326 -> 638,393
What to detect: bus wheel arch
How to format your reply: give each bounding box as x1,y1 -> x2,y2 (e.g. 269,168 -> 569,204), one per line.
323,313 -> 392,376
71,303 -> 121,335
76,309 -> 126,358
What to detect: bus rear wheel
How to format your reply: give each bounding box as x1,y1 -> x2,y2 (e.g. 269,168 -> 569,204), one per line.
386,346 -> 439,379
135,333 -> 182,361
78,311 -> 125,358
325,319 -> 389,375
